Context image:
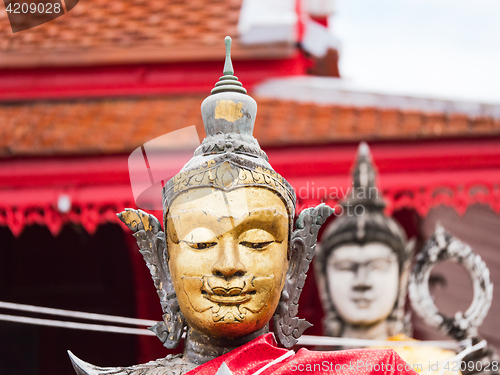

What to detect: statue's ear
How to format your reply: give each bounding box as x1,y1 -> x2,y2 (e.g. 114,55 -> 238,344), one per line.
273,204 -> 334,348
389,236 -> 417,336
117,208 -> 186,349
405,237 -> 416,262
118,208 -> 161,233
400,237 -> 416,290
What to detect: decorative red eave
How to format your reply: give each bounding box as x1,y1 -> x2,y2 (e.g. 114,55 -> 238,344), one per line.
289,170 -> 500,217
0,184 -> 136,237
2,138 -> 500,236
0,155 -> 133,236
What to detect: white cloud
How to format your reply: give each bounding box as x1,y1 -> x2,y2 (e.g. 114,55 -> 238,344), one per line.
333,0 -> 500,103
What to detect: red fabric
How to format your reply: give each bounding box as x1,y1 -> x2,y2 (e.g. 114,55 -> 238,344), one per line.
187,334 -> 418,375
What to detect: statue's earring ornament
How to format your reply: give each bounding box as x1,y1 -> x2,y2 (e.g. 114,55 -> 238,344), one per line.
388,237 -> 416,336
274,204 -> 334,348
118,209 -> 186,349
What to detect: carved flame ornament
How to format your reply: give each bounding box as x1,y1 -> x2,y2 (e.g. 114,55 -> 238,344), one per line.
409,224 -> 493,341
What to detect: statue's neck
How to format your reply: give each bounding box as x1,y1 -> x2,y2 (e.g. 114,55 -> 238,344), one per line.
183,325 -> 269,365
342,320 -> 389,340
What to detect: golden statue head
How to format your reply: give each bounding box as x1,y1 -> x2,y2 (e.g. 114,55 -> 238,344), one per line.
166,187 -> 289,338
119,37 -> 333,355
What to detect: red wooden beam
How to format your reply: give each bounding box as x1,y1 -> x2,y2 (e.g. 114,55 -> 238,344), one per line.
0,54 -> 307,101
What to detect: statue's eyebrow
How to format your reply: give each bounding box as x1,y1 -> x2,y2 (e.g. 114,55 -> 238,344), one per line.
166,207 -> 287,243
232,208 -> 287,242
329,253 -> 397,265
166,210 -> 220,243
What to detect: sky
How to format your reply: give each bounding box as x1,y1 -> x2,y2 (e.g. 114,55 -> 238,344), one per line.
333,0 -> 500,104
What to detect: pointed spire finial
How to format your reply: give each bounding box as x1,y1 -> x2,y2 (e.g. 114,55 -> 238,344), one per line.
353,142 -> 376,191
358,141 -> 371,160
211,36 -> 247,95
343,142 -> 386,211
223,36 -> 234,76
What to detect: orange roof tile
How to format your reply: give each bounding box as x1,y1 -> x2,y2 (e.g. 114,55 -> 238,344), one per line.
0,0 -> 294,68
1,95 -> 500,157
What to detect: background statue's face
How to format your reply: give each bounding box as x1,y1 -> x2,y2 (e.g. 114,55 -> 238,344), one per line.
326,243 -> 399,326
166,187 -> 289,338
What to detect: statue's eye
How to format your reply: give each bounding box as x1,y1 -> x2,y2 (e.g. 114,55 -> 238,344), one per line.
182,228 -> 217,250
240,241 -> 273,249
333,261 -> 356,271
183,241 -> 217,250
238,229 -> 275,250
367,259 -> 391,271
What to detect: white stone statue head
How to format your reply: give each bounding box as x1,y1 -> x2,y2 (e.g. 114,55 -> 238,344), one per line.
315,143 -> 415,339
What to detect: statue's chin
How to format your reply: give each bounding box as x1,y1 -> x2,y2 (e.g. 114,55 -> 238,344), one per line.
336,302 -> 394,328
185,308 -> 272,339
343,314 -> 388,327
181,277 -> 281,339
347,319 -> 381,326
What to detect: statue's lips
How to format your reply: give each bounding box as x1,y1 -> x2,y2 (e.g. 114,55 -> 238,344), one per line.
203,290 -> 254,305
181,275 -> 274,313
202,278 -> 257,305
351,297 -> 372,308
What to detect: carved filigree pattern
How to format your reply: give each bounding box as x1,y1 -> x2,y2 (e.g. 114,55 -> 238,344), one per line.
409,224 -> 493,341
409,225 -> 499,374
273,203 -> 334,348
117,209 -> 186,349
163,159 -> 296,229
68,351 -> 197,375
194,133 -> 268,160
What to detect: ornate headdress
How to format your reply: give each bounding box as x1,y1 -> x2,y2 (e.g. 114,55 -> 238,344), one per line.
162,37 -> 296,235
119,37 -> 333,350
315,142 -> 415,337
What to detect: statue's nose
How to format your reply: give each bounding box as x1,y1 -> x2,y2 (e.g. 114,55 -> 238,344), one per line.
352,264 -> 372,289
212,238 -> 247,279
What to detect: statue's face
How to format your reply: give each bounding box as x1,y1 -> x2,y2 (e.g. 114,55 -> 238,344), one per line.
166,187 -> 289,338
326,243 -> 399,326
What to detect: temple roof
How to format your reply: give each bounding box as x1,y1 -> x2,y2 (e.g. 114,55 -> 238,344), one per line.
1,94 -> 499,157
0,0 -> 294,68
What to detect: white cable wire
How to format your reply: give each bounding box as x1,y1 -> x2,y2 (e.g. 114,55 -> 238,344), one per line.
0,313 -> 156,336
0,301 -> 157,326
437,340 -> 487,375
0,301 -> 466,350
